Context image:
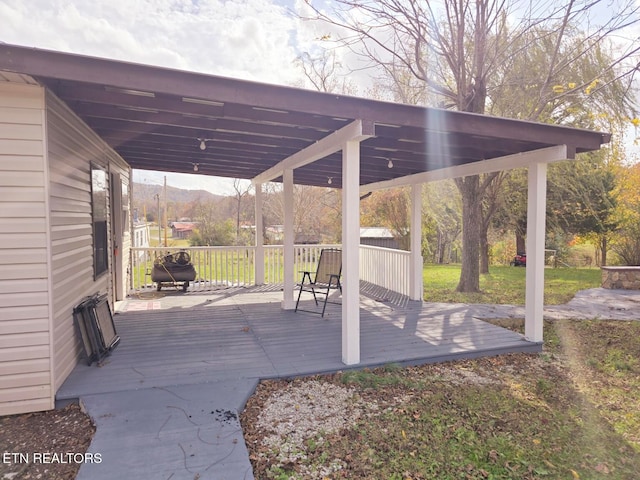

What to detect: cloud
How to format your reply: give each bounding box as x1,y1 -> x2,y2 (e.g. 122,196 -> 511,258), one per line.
133,169 -> 251,196
0,0 -> 318,190
0,0 -> 305,85
0,0 -> 365,190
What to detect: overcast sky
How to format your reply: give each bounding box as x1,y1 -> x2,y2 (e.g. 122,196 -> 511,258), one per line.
1,0 -> 340,194
2,1 -> 639,193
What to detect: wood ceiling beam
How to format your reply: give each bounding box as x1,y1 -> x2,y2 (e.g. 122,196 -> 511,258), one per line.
360,145 -> 570,193
252,119 -> 375,185
1,45 -> 608,152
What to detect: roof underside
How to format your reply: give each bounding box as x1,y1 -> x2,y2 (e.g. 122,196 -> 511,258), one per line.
0,44 -> 611,189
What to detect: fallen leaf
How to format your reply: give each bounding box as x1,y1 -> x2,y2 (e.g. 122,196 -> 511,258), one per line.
571,469 -> 580,479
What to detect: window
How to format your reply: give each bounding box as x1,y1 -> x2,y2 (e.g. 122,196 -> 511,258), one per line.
91,164 -> 109,279
121,180 -> 130,234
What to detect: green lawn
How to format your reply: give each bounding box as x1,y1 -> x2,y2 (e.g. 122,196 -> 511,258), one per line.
424,264 -> 601,305
244,321 -> 640,480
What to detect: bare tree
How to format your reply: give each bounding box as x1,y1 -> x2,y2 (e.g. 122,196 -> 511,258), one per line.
295,49 -> 358,94
232,179 -> 253,245
263,183 -> 340,243
303,0 -> 640,291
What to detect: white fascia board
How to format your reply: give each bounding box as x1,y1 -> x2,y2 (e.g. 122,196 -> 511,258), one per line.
252,119 -> 374,185
359,144 -> 568,193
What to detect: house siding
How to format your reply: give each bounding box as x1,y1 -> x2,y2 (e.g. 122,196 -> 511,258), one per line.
0,82 -> 52,415
45,91 -> 130,393
0,79 -> 131,415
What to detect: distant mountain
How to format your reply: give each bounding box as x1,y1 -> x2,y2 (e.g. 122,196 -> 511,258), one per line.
133,183 -> 225,204
132,182 -> 226,222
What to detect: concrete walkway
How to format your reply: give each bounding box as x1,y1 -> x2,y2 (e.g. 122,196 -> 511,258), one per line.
460,287 -> 640,322
74,287 -> 639,480
77,380 -> 257,480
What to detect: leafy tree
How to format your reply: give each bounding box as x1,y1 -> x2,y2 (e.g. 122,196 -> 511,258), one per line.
361,188 -> 411,250
189,200 -> 236,246
612,161 -> 640,265
304,0 -> 640,291
546,153 -> 618,265
423,180 -> 462,263
189,219 -> 235,246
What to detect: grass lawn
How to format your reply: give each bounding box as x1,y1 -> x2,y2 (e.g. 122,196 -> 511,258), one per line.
242,320 -> 640,480
424,264 -> 601,305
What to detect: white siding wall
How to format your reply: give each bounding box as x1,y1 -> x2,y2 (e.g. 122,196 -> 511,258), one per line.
45,92 -> 130,393
0,83 -> 52,415
0,81 -> 131,415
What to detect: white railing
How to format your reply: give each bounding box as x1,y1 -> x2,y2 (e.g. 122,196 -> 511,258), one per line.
263,244 -> 341,284
130,246 -> 256,292
130,244 -> 412,296
130,244 -> 342,292
359,245 -> 411,297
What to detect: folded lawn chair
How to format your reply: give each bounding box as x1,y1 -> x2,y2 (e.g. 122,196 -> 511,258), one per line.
295,248 -> 342,317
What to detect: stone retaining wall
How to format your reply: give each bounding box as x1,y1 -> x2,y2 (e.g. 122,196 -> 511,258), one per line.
601,266 -> 640,290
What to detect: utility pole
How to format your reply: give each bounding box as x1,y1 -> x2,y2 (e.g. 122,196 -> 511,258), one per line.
154,193 -> 161,246
163,176 -> 168,247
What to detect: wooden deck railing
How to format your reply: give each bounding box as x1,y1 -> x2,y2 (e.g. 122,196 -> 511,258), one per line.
130,244 -> 412,296
359,245 -> 411,297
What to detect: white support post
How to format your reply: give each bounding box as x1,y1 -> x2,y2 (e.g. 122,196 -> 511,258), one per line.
254,182 -> 264,285
409,183 -> 423,301
525,162 -> 547,342
342,140 -> 361,365
282,170 -> 295,309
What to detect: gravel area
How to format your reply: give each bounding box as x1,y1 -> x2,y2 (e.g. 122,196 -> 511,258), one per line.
252,380 -> 374,479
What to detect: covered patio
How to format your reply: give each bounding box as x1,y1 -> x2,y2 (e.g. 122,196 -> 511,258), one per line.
56,285 -> 535,401
0,44 -> 610,415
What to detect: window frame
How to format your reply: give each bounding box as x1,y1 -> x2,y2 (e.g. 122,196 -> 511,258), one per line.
91,163 -> 109,280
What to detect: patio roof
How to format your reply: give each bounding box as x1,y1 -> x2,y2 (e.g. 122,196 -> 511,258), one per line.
0,43 -> 610,189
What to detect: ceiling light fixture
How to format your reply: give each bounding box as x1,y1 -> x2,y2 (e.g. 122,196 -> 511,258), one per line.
193,163 -> 199,172
388,158 -> 394,169
197,137 -> 214,150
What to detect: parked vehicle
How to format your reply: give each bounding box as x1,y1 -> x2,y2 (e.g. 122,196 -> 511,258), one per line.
510,252 -> 527,267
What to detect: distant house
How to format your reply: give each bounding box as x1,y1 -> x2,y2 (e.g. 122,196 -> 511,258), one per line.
171,222 -> 198,239
360,227 -> 400,250
295,233 -> 320,244
266,225 -> 284,243
133,223 -> 151,259
265,225 -> 321,244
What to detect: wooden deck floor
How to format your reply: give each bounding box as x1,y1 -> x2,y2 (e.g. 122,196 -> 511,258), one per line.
57,285 -> 540,400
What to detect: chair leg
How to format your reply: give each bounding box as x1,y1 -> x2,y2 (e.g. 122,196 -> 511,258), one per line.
296,272 -> 319,311
295,284 -> 303,312
321,287 -> 330,317
321,275 -> 339,317
295,272 -> 310,312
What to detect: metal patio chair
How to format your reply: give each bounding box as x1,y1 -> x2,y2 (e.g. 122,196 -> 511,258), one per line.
295,248 -> 342,317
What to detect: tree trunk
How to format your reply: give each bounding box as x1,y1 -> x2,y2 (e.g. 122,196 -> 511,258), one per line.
516,231 -> 526,254
437,230 -> 445,264
456,176 -> 481,292
480,230 -> 489,274
600,235 -> 607,266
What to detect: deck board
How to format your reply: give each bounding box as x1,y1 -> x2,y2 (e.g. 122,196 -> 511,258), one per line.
57,287 -> 539,400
